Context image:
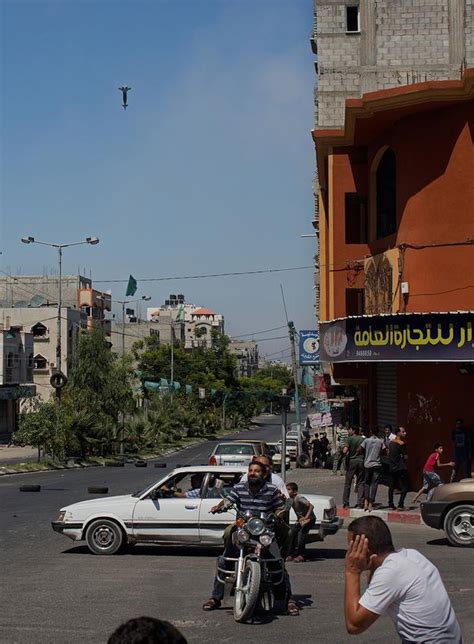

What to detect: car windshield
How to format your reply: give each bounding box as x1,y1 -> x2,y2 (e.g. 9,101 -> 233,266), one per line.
215,444 -> 254,455
132,484 -> 154,498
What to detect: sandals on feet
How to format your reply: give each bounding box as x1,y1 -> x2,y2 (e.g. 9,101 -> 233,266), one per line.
287,600 -> 300,616
202,598 -> 221,611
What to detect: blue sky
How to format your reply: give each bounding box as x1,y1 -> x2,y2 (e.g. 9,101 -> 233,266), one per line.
1,0 -> 317,361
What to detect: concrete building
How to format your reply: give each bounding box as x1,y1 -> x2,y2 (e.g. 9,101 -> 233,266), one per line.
229,340 -> 259,378
311,0 -> 473,332
0,274 -> 112,398
313,0 -> 472,129
312,0 -> 474,478
0,308 -> 84,399
146,295 -> 225,350
0,327 -> 35,440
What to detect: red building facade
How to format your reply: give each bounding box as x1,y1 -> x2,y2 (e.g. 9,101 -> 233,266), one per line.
314,69 -> 474,481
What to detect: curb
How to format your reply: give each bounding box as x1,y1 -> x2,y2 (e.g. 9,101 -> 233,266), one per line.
337,507 -> 422,525
0,440 -> 206,477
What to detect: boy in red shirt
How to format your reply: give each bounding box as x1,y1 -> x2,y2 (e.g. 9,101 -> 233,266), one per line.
412,443 -> 454,503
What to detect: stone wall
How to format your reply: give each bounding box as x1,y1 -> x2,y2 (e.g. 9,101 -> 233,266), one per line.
314,0 -> 472,128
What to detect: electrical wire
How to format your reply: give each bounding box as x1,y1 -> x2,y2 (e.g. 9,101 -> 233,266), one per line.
94,266 -> 314,284
230,325 -> 287,339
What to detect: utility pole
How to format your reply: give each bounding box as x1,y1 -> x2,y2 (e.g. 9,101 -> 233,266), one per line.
288,321 -> 302,452
170,321 -> 174,403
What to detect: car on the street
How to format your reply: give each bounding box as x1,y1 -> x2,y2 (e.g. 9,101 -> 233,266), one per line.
421,478 -> 474,547
52,465 -> 343,555
208,441 -> 270,466
266,442 -> 291,472
278,438 -> 298,460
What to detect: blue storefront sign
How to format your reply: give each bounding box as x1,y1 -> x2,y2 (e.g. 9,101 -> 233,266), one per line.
299,330 -> 320,365
319,312 -> 474,362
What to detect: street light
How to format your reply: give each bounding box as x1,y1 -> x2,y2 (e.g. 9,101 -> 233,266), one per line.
20,235 -> 100,385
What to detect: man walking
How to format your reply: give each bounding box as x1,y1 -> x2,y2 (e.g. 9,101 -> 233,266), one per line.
451,418 -> 471,481
360,429 -> 385,512
342,426 -> 365,509
344,515 -> 463,642
333,422 -> 350,476
387,427 -> 409,511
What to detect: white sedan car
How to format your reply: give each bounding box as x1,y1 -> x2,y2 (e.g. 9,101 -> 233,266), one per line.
52,466 -> 343,555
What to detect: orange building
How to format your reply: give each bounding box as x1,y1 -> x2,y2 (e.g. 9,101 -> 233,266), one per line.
314,69 -> 474,481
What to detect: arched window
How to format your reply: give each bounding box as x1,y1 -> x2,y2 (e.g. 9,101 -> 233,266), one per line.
376,148 -> 396,239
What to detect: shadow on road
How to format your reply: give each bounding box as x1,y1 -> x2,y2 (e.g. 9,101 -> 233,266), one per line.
62,544 -> 221,557
305,548 -> 346,561
426,537 -> 451,547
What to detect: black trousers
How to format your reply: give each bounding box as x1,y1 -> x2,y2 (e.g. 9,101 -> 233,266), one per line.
288,518 -> 316,557
388,469 -> 409,508
343,461 -> 365,507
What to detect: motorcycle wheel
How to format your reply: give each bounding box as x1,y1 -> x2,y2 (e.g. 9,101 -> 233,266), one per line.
234,560 -> 261,623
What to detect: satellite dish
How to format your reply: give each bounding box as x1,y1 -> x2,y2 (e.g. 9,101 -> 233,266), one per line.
30,295 -> 46,307
13,300 -> 31,308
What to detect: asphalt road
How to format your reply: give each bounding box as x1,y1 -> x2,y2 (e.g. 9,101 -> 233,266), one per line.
1,415 -> 473,644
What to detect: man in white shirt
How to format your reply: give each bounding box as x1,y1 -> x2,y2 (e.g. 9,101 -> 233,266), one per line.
240,454 -> 289,498
344,516 -> 463,643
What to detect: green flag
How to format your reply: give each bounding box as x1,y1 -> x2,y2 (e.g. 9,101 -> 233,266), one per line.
176,304 -> 185,323
126,275 -> 137,297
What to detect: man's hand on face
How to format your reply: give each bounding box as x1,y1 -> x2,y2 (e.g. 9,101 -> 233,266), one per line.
345,534 -> 375,575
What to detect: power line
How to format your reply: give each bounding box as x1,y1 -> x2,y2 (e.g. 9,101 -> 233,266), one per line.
230,325 -> 287,339
94,266 -> 313,284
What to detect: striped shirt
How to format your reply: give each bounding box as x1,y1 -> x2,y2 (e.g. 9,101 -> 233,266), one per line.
224,480 -> 286,514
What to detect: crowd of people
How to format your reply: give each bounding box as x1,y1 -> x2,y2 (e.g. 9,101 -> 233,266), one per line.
331,418 -> 471,511
103,418 -> 470,642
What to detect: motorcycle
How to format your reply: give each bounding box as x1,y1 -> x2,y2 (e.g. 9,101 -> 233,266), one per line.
216,506 -> 286,623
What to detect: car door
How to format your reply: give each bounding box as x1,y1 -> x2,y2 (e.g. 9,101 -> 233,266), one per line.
132,472 -> 202,544
198,471 -> 243,544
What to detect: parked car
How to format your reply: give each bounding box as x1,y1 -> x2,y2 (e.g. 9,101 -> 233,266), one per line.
208,442 -> 260,466
266,442 -> 291,472
51,466 -> 343,555
421,478 -> 474,547
277,438 -> 298,460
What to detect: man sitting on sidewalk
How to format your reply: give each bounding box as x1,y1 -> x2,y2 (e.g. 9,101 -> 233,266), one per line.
344,515 -> 463,642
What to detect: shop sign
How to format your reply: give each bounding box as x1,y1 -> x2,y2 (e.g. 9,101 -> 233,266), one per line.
299,330 -> 320,365
320,312 -> 474,362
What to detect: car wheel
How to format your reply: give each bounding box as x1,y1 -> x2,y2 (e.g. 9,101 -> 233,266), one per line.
444,505 -> 474,548
85,519 -> 124,555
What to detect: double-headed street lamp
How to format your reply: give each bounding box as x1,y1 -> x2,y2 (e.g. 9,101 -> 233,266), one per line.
21,236 -> 100,392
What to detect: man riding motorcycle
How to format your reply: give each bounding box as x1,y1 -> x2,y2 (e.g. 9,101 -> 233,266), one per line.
202,461 -> 299,616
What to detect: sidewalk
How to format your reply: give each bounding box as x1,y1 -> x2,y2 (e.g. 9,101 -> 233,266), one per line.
289,466 -> 423,525
0,445 -> 38,464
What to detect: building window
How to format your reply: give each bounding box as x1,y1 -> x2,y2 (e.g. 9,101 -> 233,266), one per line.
345,193 -> 367,244
376,148 -> 397,239
6,352 -> 13,367
346,5 -> 360,33
34,354 -> 47,370
31,322 -> 47,337
346,289 -> 365,316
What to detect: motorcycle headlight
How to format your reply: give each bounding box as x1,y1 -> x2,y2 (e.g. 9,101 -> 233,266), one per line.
259,533 -> 273,547
237,528 -> 250,543
247,517 -> 265,536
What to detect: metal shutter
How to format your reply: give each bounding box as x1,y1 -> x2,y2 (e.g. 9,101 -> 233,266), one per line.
376,363 -> 397,429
